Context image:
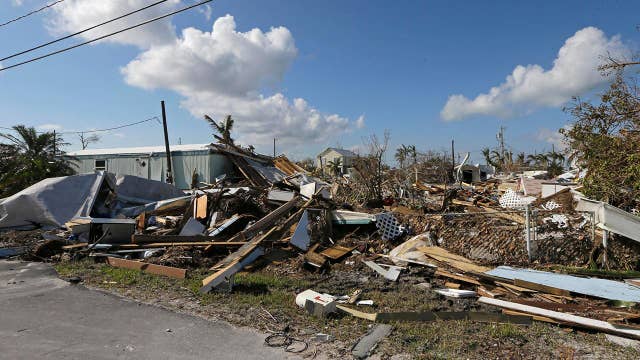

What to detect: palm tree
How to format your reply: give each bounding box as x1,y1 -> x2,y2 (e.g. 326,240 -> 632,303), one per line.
327,158 -> 342,176
204,114 -> 234,145
0,125 -> 75,197
481,147 -> 493,167
406,144 -> 417,165
395,146 -> 407,169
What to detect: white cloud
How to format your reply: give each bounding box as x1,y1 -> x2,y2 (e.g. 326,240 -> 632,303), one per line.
11,0 -> 24,6
46,0 -> 181,48
37,123 -> 62,131
441,27 -> 630,121
122,15 -> 359,147
355,115 -> 365,129
536,126 -> 571,151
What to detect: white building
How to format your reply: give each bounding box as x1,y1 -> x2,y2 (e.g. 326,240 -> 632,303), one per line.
67,144 -> 234,189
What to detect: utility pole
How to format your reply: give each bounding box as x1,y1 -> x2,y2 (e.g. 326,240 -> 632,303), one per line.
273,138 -> 276,157
451,139 -> 455,181
52,130 -> 56,157
497,126 -> 506,160
161,101 -> 173,185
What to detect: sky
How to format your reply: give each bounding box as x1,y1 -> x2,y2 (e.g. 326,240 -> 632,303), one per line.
0,0 -> 639,163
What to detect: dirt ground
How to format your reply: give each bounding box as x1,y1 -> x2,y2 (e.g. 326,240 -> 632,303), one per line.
52,256 -> 640,360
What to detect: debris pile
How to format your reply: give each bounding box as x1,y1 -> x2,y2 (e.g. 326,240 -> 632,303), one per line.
3,142 -> 640,357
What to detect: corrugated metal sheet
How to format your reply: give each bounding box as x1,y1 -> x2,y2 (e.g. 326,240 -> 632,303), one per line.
486,266 -> 640,302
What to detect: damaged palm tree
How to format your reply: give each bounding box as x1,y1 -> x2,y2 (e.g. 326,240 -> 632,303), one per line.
204,114 -> 235,145
0,125 -> 76,197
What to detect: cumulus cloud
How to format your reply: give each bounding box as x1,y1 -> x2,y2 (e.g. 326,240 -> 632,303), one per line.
441,27 -> 630,121
122,15 -> 359,146
46,0 -> 181,48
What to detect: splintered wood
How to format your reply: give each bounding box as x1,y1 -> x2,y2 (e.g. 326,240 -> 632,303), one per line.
418,246 -> 490,273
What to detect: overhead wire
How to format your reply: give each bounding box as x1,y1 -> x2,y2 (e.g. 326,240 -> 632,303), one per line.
0,116 -> 160,134
1,0 -> 171,62
0,0 -> 65,28
0,0 -> 213,72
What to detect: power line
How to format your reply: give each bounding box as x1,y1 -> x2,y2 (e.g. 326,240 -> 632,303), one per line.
0,0 -> 65,29
0,0 -> 213,72
0,116 -> 159,135
1,0 -> 171,62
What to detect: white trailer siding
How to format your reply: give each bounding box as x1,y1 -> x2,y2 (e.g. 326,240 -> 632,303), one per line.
68,145 -> 233,189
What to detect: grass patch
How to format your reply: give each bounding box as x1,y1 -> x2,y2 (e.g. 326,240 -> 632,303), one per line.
52,259 -> 640,359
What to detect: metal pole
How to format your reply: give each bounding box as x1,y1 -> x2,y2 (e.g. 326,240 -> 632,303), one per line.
451,139 -> 455,177
161,100 -> 173,184
525,205 -> 531,262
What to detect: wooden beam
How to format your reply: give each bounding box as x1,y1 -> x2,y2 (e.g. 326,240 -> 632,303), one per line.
435,269 -> 482,286
62,242 -> 89,250
133,234 -> 230,243
513,278 -> 572,297
118,242 -> 246,249
105,257 -> 186,279
479,297 -> 640,340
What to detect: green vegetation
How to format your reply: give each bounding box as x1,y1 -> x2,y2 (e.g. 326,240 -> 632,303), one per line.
562,73 -> 640,209
0,125 -> 76,197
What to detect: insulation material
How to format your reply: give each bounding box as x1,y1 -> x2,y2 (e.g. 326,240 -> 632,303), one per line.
375,212 -> 403,240
0,172 -> 112,230
499,189 -> 536,209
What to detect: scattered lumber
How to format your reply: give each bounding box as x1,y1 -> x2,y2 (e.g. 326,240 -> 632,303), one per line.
337,305 -> 532,325
418,246 -> 490,273
479,297 -> 640,340
118,242 -> 246,249
132,234 -> 234,243
105,256 -> 186,279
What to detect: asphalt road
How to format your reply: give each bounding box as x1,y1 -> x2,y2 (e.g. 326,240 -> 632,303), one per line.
0,261 -> 291,360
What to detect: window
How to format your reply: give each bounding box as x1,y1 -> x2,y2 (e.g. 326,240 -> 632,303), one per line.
94,159 -> 106,171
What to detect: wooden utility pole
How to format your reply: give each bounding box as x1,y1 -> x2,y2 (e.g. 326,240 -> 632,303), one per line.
273,138 -> 276,157
52,130 -> 56,157
161,101 -> 173,184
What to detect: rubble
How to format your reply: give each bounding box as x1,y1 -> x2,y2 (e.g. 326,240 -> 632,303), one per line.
3,142 -> 640,358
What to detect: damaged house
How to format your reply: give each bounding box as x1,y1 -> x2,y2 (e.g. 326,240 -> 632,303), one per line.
67,144 -> 235,189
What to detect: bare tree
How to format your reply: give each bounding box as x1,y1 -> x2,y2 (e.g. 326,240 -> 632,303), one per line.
78,133 -> 100,150
353,130 -> 390,203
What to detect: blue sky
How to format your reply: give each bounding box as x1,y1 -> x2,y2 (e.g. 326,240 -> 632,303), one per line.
1,0 -> 639,163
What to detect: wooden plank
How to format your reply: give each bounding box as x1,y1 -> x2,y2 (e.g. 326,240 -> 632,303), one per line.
496,281 -> 537,293
62,242 -> 89,250
119,241 -> 246,249
133,234 -> 227,243
105,257 -> 186,279
320,245 -> 355,260
444,282 -> 461,289
336,305 -> 531,325
479,297 -> 640,340
418,246 -> 490,273
435,269 -> 482,285
513,278 -> 572,297
502,309 -> 561,325
195,195 -> 208,220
